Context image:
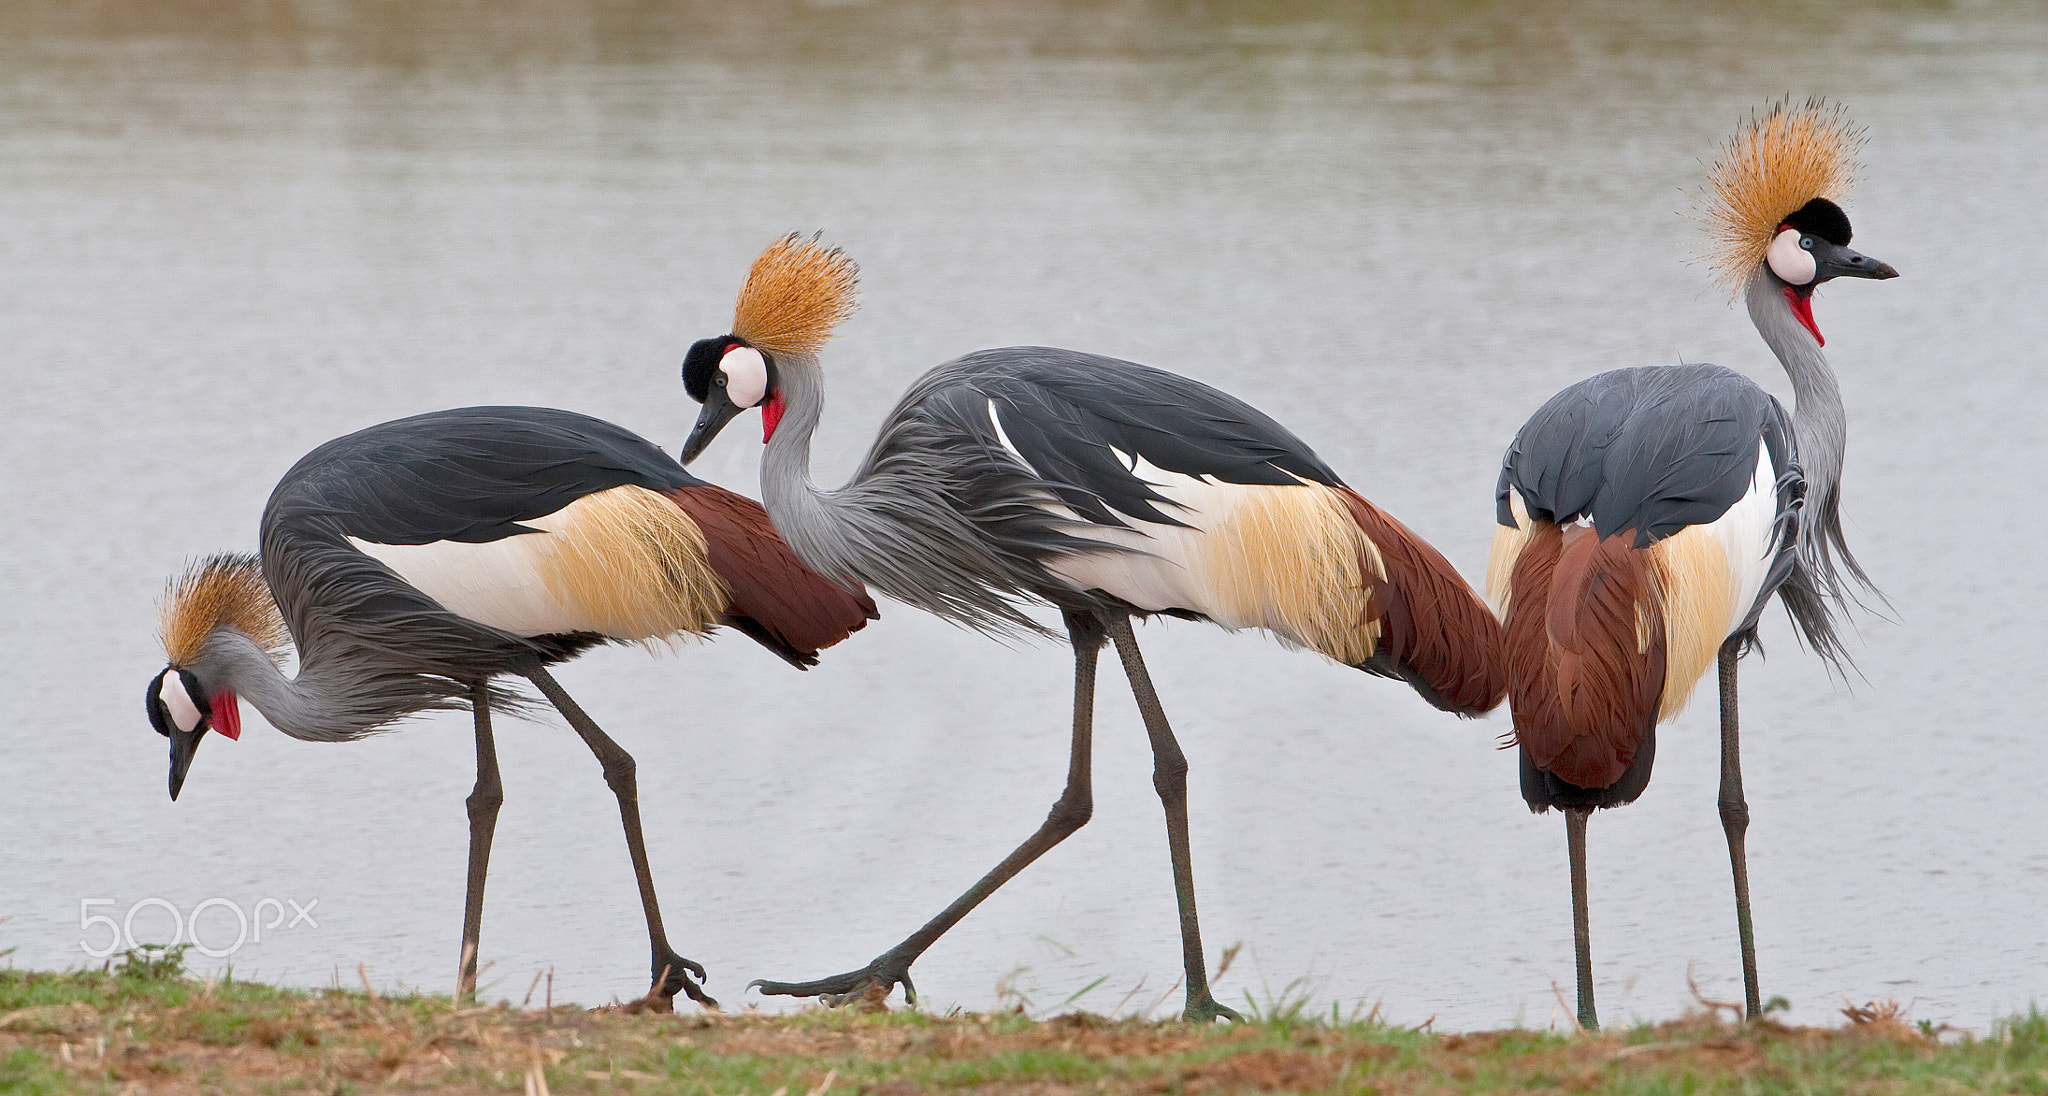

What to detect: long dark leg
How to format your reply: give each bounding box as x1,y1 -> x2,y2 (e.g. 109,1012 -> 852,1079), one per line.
1717,641 -> 1762,1020
1104,615 -> 1241,1024
751,609 -> 1106,1007
525,667 -> 715,1009
457,680 -> 503,1003
1565,807 -> 1597,1031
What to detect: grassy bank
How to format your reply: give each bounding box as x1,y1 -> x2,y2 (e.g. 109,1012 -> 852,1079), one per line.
2,952 -> 2043,1094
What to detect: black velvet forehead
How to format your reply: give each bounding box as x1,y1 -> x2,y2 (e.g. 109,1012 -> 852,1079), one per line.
681,336 -> 742,403
1781,197 -> 1853,246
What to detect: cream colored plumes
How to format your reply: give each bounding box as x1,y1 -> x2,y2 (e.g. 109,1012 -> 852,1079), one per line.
1486,480 -> 1768,721
732,234 -> 861,358
1701,98 -> 1863,290
160,553 -> 291,667
1645,527 -> 1736,717
1202,485 -> 1384,666
347,486 -> 728,646
535,486 -> 728,645
1485,492 -> 1534,618
1042,462 -> 1385,666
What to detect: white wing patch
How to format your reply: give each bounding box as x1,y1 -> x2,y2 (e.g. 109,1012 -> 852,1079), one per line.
1485,490 -> 1535,619
349,514 -> 583,638
987,402 -> 1375,659
1043,455 -> 1253,620
1643,438 -> 1780,719
987,399 -> 1029,467
984,403 -> 1245,617
344,485 -> 725,643
1700,438 -> 1779,639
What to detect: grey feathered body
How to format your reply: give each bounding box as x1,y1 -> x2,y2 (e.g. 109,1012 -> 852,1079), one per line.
1497,272 -> 1873,673
763,346 -> 1346,638
238,408 -> 727,741
1500,362 -> 1822,654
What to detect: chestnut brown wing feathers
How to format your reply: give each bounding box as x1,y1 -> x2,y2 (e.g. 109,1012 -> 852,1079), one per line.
668,485 -> 877,668
1506,524 -> 1664,803
1335,487 -> 1507,717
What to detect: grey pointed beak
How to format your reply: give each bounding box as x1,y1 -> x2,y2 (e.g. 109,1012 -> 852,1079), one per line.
168,725 -> 204,801
681,386 -> 744,465
1816,241 -> 1899,282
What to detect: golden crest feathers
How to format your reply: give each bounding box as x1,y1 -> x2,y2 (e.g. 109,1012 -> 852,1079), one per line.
160,552 -> 291,667
1701,97 -> 1864,288
731,233 -> 860,357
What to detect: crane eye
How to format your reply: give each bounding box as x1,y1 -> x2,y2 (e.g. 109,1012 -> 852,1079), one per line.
1801,236 -> 1815,250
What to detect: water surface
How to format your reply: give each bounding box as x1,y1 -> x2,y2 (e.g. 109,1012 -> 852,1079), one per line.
2,0 -> 2043,1031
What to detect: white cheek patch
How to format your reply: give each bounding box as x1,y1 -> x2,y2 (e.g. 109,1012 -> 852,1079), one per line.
159,673 -> 204,734
722,346 -> 769,409
1766,228 -> 1817,285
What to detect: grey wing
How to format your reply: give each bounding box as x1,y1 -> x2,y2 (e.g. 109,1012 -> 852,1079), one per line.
824,369 -> 1102,636
821,347 -> 1339,635
1498,363 -> 1819,647
1498,364 -> 1792,548
934,346 -> 1342,529
255,407 -> 694,734
272,405 -> 699,547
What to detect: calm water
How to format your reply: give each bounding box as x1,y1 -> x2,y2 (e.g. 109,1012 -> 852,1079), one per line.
3,0 -> 2043,1032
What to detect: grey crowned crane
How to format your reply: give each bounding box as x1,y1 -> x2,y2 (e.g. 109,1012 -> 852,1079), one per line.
145,406 -> 876,1008
677,236 -> 1507,1022
1488,100 -> 1896,1030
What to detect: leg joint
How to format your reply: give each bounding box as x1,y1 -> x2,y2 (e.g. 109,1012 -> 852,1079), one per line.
1045,795 -> 1093,832
465,786 -> 503,820
1151,759 -> 1188,800
600,751 -> 637,796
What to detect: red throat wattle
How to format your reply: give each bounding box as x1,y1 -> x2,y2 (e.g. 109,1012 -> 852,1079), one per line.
1782,285 -> 1825,346
211,691 -> 243,741
761,390 -> 787,442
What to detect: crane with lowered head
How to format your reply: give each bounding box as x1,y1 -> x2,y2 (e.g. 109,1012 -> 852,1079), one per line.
146,405 -> 875,1008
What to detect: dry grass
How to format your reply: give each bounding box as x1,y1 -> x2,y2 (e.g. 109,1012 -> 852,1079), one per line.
2,961 -> 2042,1095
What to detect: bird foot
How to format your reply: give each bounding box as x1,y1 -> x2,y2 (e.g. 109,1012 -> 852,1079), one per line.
619,991 -> 673,1015
652,950 -> 719,1011
1183,994 -> 1244,1024
749,953 -> 918,1009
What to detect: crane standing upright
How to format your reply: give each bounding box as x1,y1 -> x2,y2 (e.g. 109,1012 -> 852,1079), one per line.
1489,99 -> 1896,1030
146,406 -> 875,1007
677,235 -> 1506,1021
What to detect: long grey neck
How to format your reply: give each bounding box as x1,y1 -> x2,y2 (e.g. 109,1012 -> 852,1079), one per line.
751,349 -> 1064,638
1746,273 -> 1845,531
193,627 -> 391,743
758,352 -> 866,590
1744,269 -> 1877,605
